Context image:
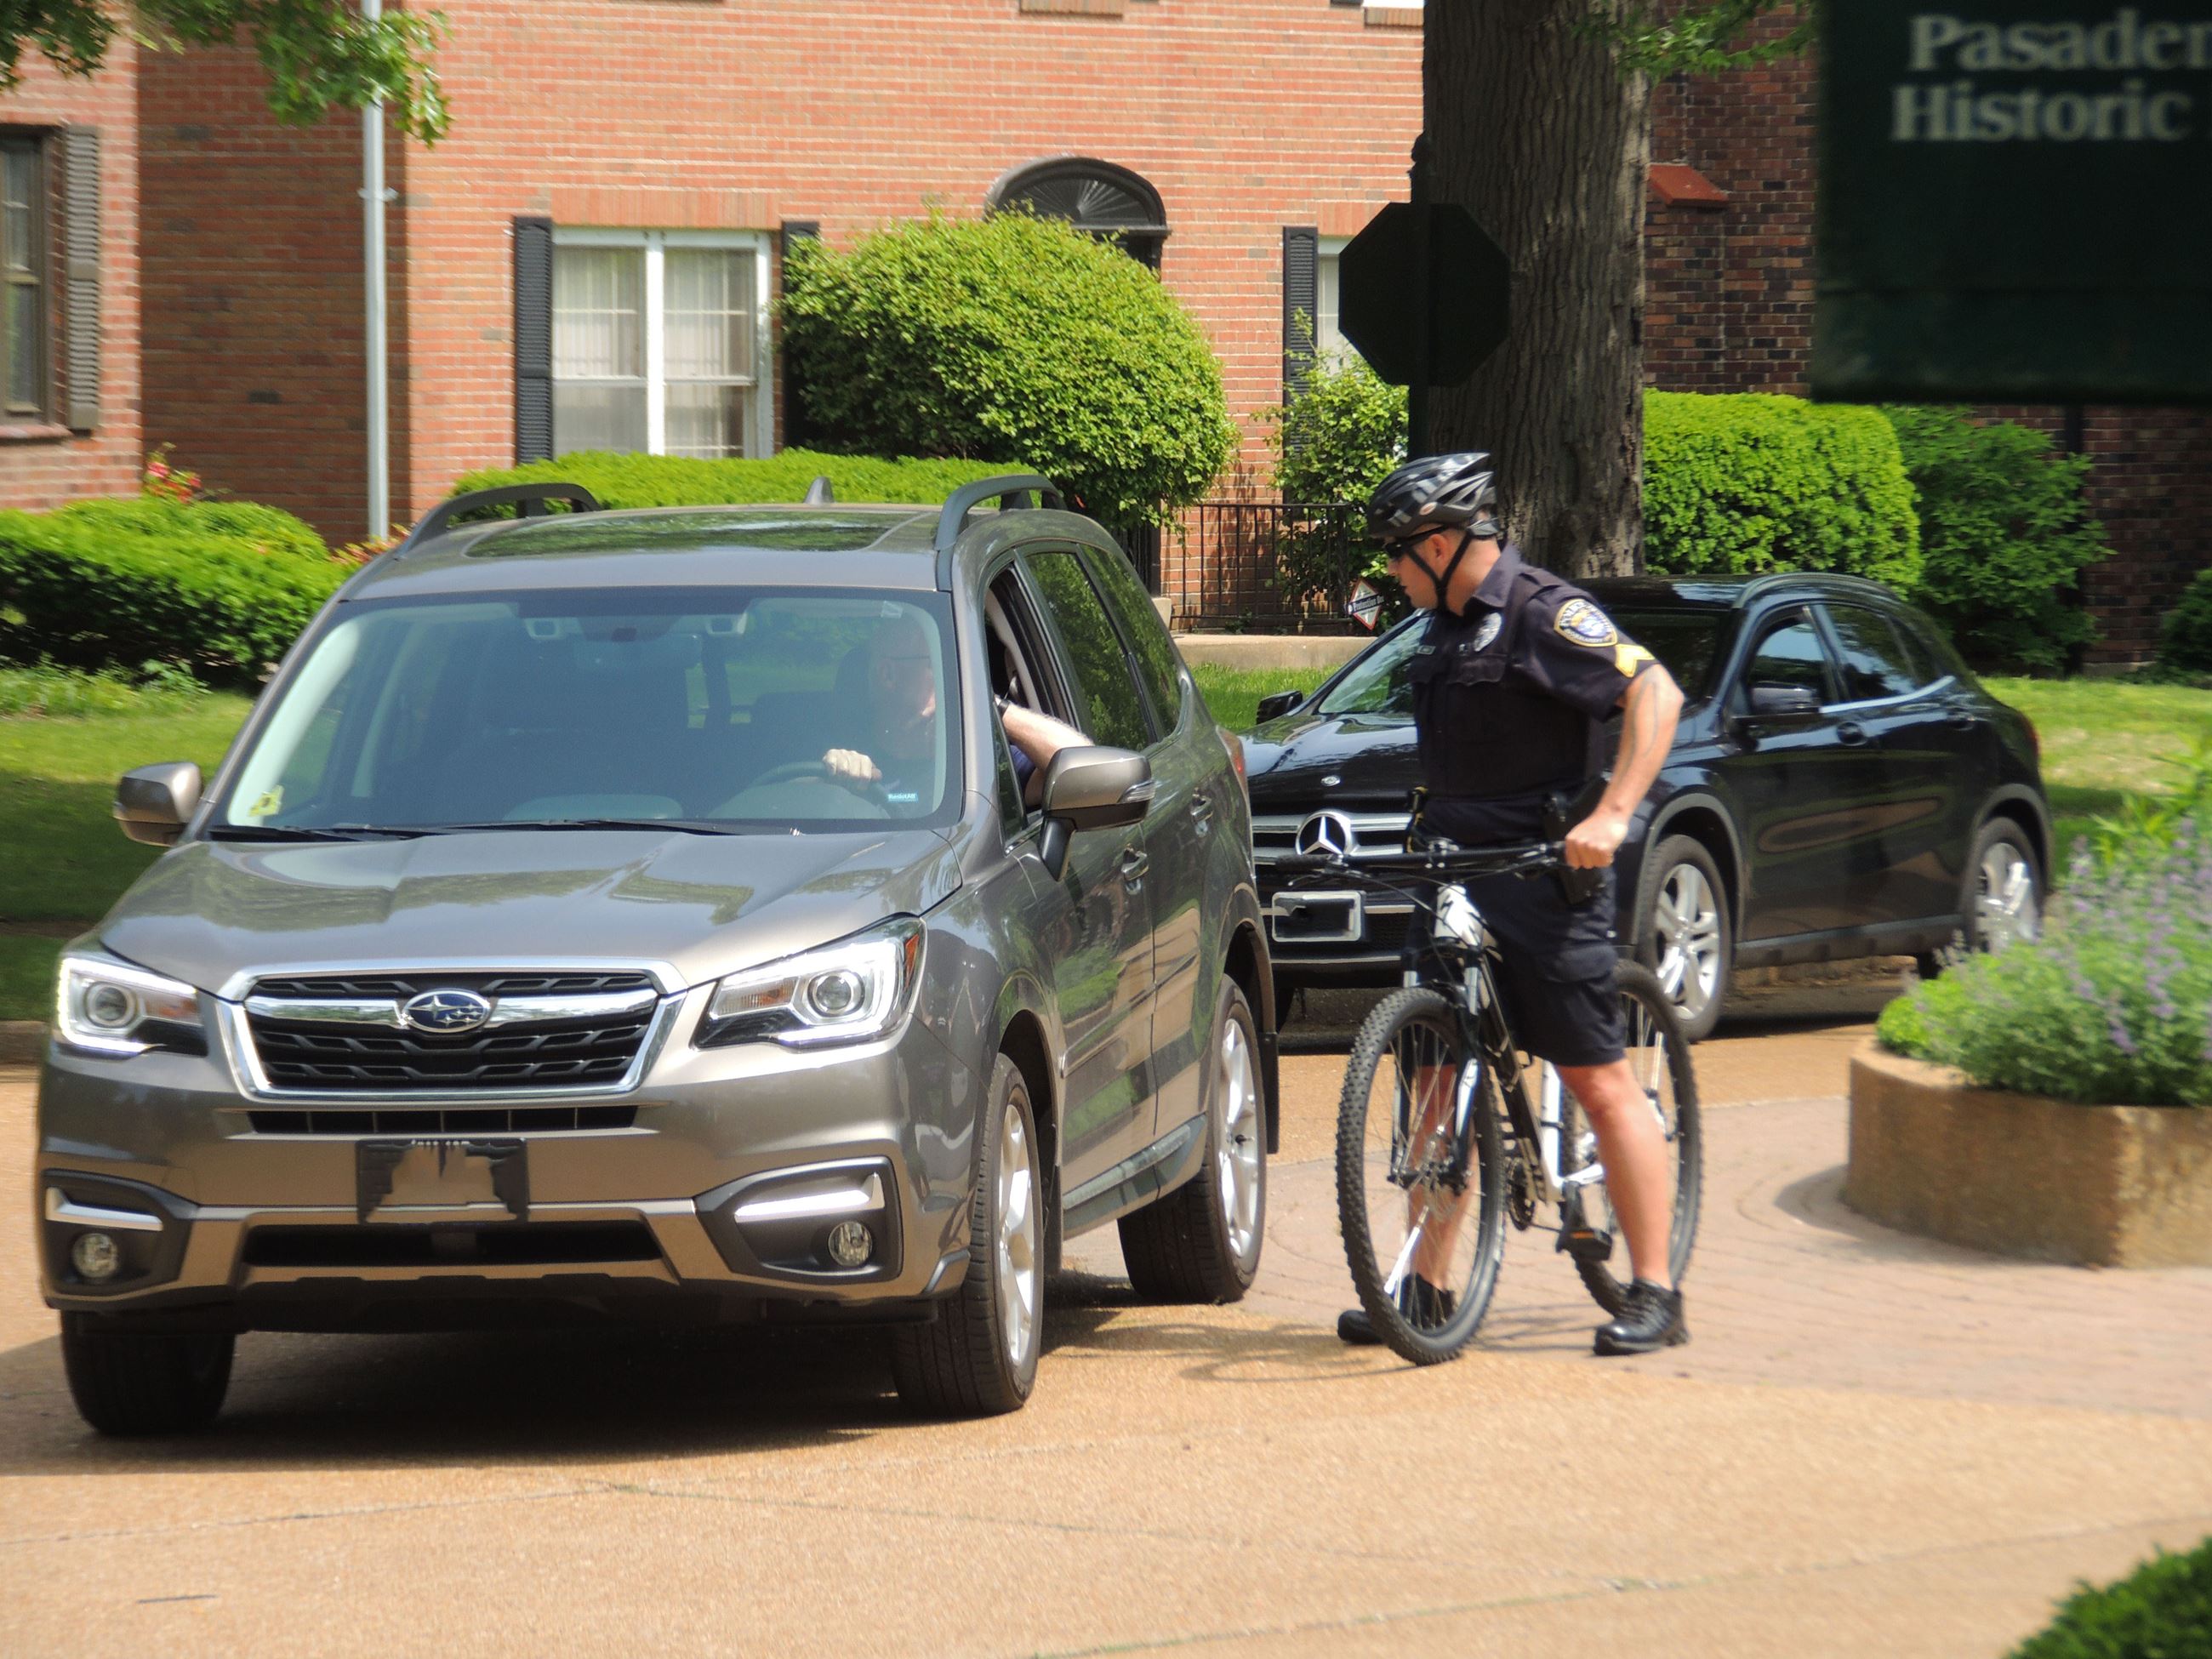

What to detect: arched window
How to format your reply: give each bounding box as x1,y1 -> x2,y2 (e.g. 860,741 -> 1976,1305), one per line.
986,158 -> 1169,271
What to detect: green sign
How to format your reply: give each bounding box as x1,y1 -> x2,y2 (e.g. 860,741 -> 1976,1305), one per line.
1812,3 -> 2212,403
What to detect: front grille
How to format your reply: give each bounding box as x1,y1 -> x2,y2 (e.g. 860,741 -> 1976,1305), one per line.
242,1222 -> 661,1268
247,1105 -> 637,1136
243,971 -> 659,1096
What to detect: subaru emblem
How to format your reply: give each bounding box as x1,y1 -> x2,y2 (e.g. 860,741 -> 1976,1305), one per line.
402,989 -> 493,1034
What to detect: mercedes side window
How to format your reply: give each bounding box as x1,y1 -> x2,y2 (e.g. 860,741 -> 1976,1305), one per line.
1021,549 -> 1151,753
1827,605 -> 1921,704
1741,614 -> 1833,709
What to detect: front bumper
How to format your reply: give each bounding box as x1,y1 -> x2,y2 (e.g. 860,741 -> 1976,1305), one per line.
35,1000 -> 984,1330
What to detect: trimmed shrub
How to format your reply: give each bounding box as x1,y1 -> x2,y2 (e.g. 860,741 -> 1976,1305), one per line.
1882,405 -> 2106,675
1270,351 -> 1408,507
452,448 -> 1012,510
2009,1534 -> 2212,1659
0,497 -> 346,685
1644,391 -> 1921,588
780,214 -> 1238,522
2158,567 -> 2212,677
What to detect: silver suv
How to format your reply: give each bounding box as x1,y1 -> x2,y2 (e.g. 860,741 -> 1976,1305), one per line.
38,476 -> 1276,1431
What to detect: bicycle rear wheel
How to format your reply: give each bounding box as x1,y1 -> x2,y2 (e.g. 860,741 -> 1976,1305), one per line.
1559,961 -> 1702,1315
1335,987 -> 1506,1365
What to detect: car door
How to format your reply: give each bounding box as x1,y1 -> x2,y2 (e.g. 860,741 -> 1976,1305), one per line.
1079,536 -> 1219,1142
1015,545 -> 1161,1180
1724,606 -> 1891,942
1817,601 -> 1973,926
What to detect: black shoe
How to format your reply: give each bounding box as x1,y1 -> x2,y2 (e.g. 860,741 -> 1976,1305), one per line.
1593,1280 -> 1687,1356
1338,1278 -> 1458,1345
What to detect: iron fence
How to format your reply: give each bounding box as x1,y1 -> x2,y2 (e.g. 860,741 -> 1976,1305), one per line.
1161,500 -> 1376,633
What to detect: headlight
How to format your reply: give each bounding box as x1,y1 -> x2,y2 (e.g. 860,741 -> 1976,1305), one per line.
55,955 -> 207,1057
698,918 -> 925,1050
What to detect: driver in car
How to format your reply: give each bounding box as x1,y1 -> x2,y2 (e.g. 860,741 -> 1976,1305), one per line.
824,615 -> 1084,810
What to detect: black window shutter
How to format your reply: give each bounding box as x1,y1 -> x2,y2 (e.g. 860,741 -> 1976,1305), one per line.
512,216 -> 553,463
778,220 -> 819,451
1282,225 -> 1319,401
61,128 -> 100,432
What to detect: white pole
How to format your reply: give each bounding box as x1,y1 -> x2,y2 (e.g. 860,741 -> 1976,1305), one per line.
363,0 -> 390,539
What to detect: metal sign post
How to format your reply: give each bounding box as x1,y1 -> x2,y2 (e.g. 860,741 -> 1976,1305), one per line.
363,0 -> 390,539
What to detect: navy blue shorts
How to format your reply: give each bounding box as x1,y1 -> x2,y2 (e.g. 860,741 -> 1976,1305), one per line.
1418,864 -> 1626,1069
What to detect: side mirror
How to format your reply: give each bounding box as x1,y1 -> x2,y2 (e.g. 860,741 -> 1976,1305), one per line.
1254,689 -> 1306,724
1037,747 -> 1153,880
114,761 -> 203,847
1747,684 -> 1821,719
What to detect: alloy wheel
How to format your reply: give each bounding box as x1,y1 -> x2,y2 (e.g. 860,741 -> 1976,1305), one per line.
1652,862 -> 1724,1025
1215,1017 -> 1263,1265
995,1098 -> 1040,1373
1975,838 -> 2040,951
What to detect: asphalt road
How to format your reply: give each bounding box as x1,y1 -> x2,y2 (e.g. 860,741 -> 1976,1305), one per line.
5,988 -> 2209,1656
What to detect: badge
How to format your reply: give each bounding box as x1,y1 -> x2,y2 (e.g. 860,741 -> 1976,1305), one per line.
1471,612 -> 1502,652
1554,598 -> 1618,648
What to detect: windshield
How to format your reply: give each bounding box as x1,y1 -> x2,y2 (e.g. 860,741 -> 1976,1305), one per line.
1316,607 -> 1725,719
214,586 -> 961,834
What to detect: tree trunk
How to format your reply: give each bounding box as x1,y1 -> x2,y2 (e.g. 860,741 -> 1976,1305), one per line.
1427,3 -> 1650,578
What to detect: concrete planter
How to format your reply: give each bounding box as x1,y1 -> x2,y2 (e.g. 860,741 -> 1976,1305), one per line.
1847,1042 -> 2212,1267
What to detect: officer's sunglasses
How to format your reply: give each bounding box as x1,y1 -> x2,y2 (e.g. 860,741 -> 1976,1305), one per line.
1379,532 -> 1432,564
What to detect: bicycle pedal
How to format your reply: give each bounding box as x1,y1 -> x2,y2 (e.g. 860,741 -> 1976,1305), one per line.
1561,1226 -> 1615,1264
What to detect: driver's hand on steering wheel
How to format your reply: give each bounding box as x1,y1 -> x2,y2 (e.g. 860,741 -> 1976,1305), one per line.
822,747 -> 881,784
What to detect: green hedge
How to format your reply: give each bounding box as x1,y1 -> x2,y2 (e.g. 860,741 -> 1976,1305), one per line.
781,213 -> 1237,523
1644,391 -> 1921,589
2009,1534 -> 2212,1659
0,497 -> 346,685
452,449 -> 1012,510
2160,567 -> 2212,676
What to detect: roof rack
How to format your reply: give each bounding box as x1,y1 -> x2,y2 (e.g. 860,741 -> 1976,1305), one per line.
933,472 -> 1065,556
391,482 -> 603,557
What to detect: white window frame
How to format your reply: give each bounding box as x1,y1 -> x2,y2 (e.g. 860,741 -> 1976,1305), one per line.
552,227 -> 773,458
1316,235 -> 1354,367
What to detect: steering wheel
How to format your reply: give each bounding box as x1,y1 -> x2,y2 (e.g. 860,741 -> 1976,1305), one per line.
746,760 -> 885,799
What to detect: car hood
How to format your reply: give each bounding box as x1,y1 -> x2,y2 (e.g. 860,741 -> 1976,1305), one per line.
1243,710 -> 1419,812
98,828 -> 965,998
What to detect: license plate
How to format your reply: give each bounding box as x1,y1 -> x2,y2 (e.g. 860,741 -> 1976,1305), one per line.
356,1139 -> 529,1222
1272,891 -> 1365,944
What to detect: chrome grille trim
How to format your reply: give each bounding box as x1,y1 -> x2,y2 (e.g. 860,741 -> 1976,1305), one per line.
1251,811 -> 1412,864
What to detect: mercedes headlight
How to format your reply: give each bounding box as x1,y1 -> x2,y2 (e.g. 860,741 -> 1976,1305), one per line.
698,918 -> 925,1050
55,955 -> 207,1057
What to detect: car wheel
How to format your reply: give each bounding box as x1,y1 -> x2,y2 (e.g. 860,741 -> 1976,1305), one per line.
1918,818 -> 2043,979
1635,835 -> 1731,1043
60,1315 -> 232,1436
1118,980 -> 1266,1303
891,1054 -> 1042,1417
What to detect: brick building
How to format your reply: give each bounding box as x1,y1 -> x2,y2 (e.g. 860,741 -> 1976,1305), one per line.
0,40 -> 140,507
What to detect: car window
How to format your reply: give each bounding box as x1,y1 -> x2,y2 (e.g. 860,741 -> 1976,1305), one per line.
1318,619 -> 1422,717
1742,614 -> 1832,701
1608,611 -> 1725,698
1081,542 -> 1185,732
216,587 -> 961,831
1827,605 -> 1922,703
1022,549 -> 1151,751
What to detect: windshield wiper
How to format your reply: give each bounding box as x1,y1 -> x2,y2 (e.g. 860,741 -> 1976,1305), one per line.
206,824 -> 435,842
424,818 -> 742,835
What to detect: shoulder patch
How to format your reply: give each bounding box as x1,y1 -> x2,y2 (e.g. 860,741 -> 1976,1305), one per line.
1472,612 -> 1502,653
1554,597 -> 1618,648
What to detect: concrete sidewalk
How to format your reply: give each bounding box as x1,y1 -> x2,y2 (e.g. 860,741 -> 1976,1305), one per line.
3,1012 -> 2207,1657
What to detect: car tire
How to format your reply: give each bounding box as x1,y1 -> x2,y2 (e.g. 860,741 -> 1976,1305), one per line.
60,1315 -> 232,1436
1118,981 -> 1267,1304
1634,835 -> 1731,1043
891,1054 -> 1042,1417
1920,818 -> 2042,979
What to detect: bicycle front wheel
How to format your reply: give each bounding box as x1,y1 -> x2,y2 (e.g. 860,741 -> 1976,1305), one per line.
1560,961 -> 1703,1315
1335,987 -> 1506,1365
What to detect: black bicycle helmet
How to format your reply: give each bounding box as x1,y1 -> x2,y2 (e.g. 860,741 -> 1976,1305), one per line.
1364,451 -> 1502,543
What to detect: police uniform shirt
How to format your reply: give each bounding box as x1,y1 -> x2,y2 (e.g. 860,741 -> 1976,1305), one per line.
1408,544 -> 1656,844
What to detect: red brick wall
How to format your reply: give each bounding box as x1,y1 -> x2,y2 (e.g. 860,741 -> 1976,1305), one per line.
143,0 -> 1422,545
0,43 -> 141,506
1644,31 -> 2208,664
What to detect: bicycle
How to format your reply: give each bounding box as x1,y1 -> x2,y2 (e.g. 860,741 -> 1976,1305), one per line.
1274,837 -> 1702,1365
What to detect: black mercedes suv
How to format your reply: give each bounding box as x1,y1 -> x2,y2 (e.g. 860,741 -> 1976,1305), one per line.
1243,573 -> 2052,1040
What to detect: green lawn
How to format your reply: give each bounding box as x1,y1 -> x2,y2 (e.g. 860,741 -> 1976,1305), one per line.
1189,664 -> 1330,733
1982,677 -> 2212,868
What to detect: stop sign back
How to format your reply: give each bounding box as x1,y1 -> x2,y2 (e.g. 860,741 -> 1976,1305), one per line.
1337,201 -> 1512,388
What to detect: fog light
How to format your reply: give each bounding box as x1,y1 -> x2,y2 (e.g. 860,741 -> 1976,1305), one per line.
71,1231 -> 122,1281
826,1220 -> 874,1268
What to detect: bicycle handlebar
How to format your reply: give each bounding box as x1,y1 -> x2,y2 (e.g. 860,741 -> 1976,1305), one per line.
1270,839 -> 1566,882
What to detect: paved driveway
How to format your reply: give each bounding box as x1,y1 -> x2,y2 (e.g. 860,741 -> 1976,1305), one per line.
4,1000 -> 2209,1657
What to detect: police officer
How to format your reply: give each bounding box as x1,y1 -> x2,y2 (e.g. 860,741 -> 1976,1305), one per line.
1337,452 -> 1691,1356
